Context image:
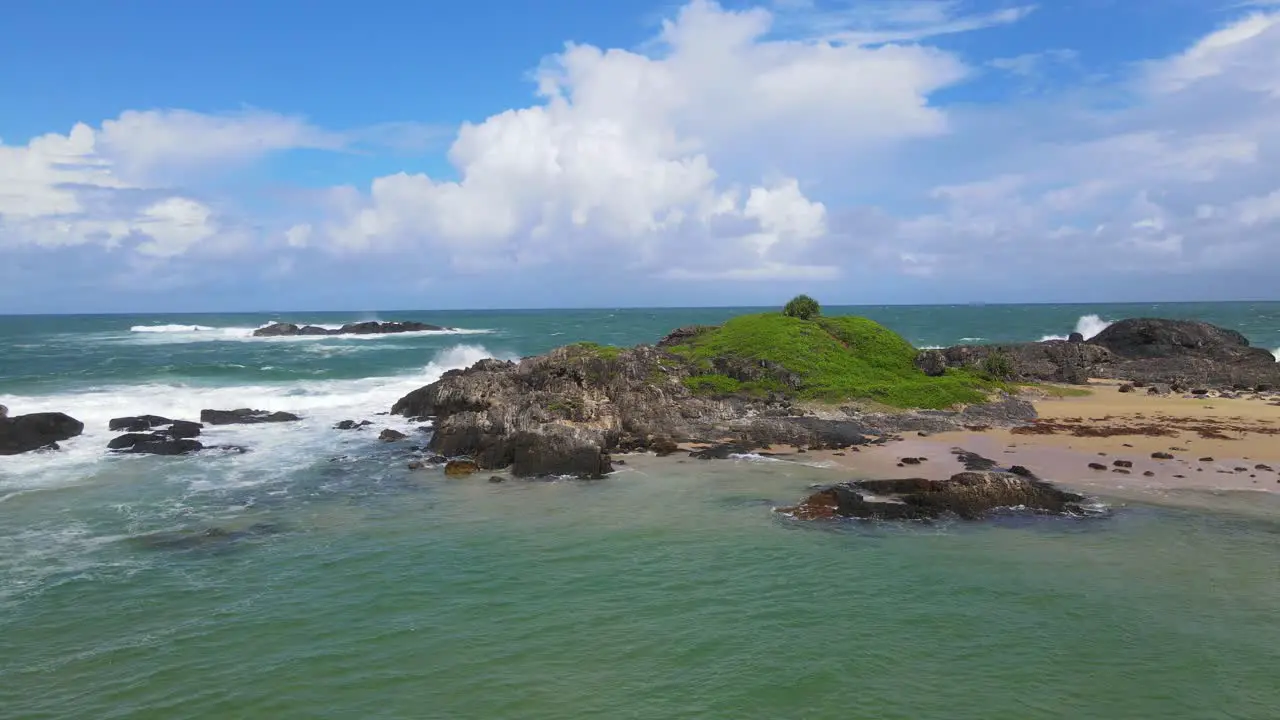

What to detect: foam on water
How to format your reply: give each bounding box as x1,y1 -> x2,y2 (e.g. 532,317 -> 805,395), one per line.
1040,314 -> 1113,342
0,344 -> 506,494
125,323 -> 493,344
1273,347 -> 1280,361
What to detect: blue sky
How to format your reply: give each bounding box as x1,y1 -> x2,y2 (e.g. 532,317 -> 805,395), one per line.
2,0 -> 1279,312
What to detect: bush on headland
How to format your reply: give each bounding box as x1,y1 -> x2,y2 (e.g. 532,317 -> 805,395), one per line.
782,294 -> 821,320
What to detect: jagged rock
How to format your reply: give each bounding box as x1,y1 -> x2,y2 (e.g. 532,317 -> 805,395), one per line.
200,409 -> 300,425
1151,452 -> 1174,460
128,439 -> 204,455
650,436 -> 680,456
0,412 -> 84,455
1068,332 -> 1085,343
169,421 -> 203,439
444,459 -> 480,477
253,321 -> 448,337
379,428 -> 408,442
1119,384 -> 1134,393
690,443 -> 760,460
510,426 -> 613,478
914,349 -> 947,377
1114,460 -> 1133,468
109,415 -> 172,431
0,404 -> 7,419
108,432 -> 166,450
334,420 -> 372,430
779,471 -> 1086,521
1088,462 -> 1107,470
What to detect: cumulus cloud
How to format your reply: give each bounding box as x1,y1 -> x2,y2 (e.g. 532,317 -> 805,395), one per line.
319,0 -> 969,280
6,0 -> 1280,306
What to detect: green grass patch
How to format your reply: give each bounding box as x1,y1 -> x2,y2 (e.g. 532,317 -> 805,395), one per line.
667,313 -> 1000,409
569,341 -> 623,361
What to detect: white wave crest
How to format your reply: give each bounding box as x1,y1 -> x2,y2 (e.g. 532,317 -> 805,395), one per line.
130,324 -> 218,333
1040,314 -> 1112,342
0,343 -> 510,492
1273,347 -> 1280,362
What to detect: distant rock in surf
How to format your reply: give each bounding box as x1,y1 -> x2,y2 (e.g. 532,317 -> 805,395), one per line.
109,415 -> 173,431
0,411 -> 84,455
252,321 -> 450,337
200,409 -> 300,425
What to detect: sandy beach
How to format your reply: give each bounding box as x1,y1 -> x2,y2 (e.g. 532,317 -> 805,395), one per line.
789,380 -> 1280,508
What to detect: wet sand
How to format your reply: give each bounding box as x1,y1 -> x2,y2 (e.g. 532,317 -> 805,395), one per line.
805,380 -> 1280,509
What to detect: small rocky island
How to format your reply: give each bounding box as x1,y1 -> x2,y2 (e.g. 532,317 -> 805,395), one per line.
253,320 -> 450,337
388,297 -> 1278,519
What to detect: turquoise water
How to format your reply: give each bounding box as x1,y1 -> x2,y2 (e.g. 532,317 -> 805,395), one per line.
3,304 -> 1280,718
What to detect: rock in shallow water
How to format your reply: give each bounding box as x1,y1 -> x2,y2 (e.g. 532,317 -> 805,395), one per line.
779,470 -> 1087,521
0,412 -> 84,455
200,408 -> 300,425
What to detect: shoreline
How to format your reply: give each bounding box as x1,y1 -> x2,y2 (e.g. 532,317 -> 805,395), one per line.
652,379 -> 1280,515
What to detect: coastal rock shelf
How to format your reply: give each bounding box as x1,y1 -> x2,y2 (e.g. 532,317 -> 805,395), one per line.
253,321 -> 450,337
932,318 -> 1280,388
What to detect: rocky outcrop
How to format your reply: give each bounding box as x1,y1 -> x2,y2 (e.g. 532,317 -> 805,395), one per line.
0,412 -> 84,455
779,470 -> 1087,521
392,344 -> 1035,478
253,321 -> 449,337
334,420 -> 372,430
936,318 -> 1280,388
200,409 -> 300,425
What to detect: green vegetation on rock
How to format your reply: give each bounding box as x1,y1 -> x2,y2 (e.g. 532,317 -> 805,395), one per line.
667,312 -> 1000,409
569,341 -> 624,361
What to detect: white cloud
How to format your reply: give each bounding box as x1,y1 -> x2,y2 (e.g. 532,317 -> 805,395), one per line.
0,109 -> 335,261
320,0 -> 967,280
98,109 -> 341,182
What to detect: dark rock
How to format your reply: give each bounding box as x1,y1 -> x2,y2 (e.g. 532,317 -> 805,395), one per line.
1151,452 -> 1174,460
510,427 -> 613,479
488,475 -> 505,484
379,429 -> 408,442
253,321 -> 448,337
1113,460 -> 1133,468
1113,468 -> 1131,474
1143,471 -> 1155,477
0,404 -> 6,419
168,420 -> 203,439
780,470 -> 1086,521
1118,384 -> 1134,393
900,457 -> 922,465
914,349 -> 948,377
109,415 -> 172,432
0,412 -> 85,455
1191,388 -> 1208,396
108,432 -> 166,450
650,437 -> 680,456
128,439 -> 204,455
1199,457 -> 1214,462
200,409 -> 300,425
1255,464 -> 1274,472
334,420 -> 372,430
1088,462 -> 1107,470
444,459 -> 479,477
1068,332 -> 1085,343
1008,465 -> 1034,477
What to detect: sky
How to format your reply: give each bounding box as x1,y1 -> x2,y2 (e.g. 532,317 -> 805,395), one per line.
2,0 -> 1279,312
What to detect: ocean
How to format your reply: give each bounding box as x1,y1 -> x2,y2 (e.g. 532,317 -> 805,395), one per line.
2,303 -> 1279,719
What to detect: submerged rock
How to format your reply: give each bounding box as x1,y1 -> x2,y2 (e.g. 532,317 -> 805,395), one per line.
109,415 -> 173,431
334,419 -> 372,430
780,470 -> 1086,521
379,428 -> 408,442
444,459 -> 480,477
0,412 -> 84,455
200,408 -> 300,425
128,439 -> 204,455
128,522 -> 284,552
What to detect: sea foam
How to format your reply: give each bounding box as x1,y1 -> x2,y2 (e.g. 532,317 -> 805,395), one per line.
1040,314 -> 1112,342
0,344 -> 506,493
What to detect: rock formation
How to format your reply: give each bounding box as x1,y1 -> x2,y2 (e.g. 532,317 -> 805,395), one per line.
253,321 -> 449,337
200,409 -> 300,425
0,411 -> 84,455
778,469 -> 1087,521
931,318 -> 1279,388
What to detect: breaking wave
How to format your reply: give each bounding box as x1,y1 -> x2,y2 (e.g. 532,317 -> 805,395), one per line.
1040,314 -> 1112,342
